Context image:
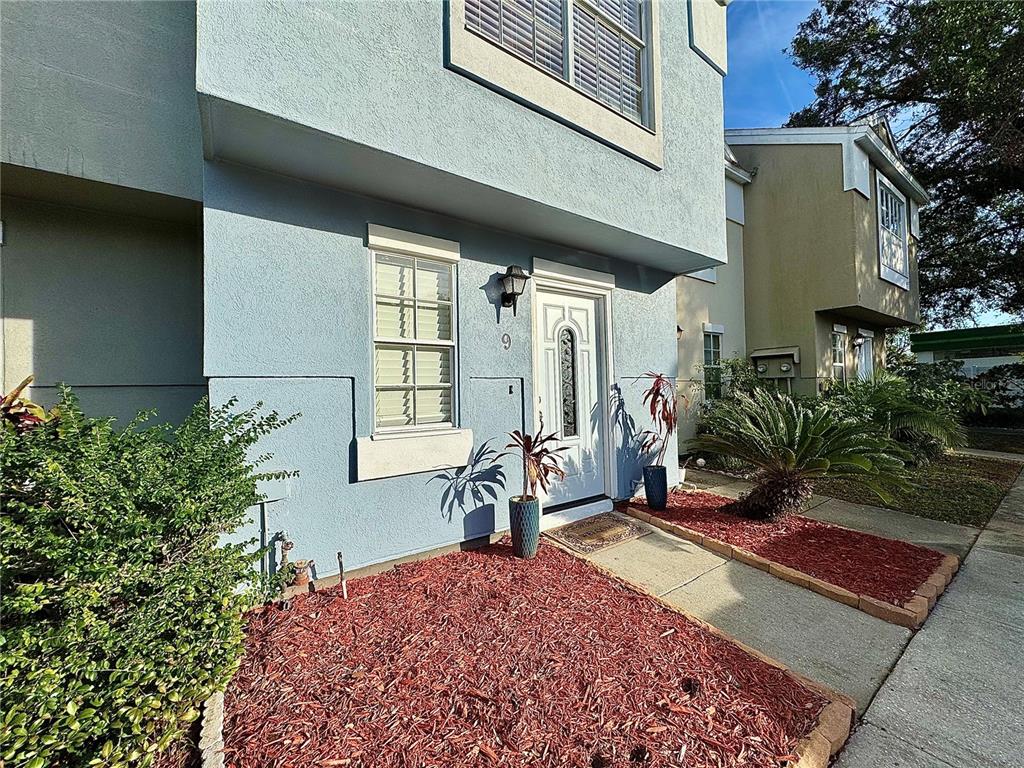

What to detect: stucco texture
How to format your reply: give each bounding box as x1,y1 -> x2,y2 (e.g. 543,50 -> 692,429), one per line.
1,194 -> 204,423
1,1 -> 202,201
204,162 -> 678,571
731,142 -> 917,392
675,219 -> 746,444
195,0 -> 725,262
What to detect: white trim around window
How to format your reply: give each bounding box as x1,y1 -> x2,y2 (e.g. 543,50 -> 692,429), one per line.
447,0 -> 664,167
368,225 -> 461,435
877,175 -> 910,290
830,329 -> 846,385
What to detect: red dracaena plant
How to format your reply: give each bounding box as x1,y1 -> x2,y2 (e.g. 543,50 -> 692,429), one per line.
639,372 -> 678,467
506,429 -> 568,500
1,375 -> 51,432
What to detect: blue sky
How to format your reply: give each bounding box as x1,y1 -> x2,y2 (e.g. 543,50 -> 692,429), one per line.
724,0 -> 818,129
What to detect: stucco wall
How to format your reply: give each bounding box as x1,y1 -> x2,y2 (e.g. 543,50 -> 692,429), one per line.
813,312 -> 887,391
195,0 -> 726,263
1,194 -> 204,423
675,219 -> 746,445
853,166 -> 920,323
204,162 -> 677,572
1,1 -> 202,200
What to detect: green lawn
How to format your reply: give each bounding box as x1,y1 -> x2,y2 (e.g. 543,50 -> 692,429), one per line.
815,453 -> 1021,528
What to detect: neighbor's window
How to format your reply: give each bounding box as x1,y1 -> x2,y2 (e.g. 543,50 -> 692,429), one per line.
465,0 -> 649,126
703,332 -> 722,399
831,332 -> 846,384
373,252 -> 456,430
877,177 -> 909,289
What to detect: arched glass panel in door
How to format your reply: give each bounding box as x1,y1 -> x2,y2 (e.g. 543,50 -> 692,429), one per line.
558,327 -> 579,438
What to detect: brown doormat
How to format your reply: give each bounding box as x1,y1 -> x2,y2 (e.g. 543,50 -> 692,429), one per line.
545,513 -> 647,554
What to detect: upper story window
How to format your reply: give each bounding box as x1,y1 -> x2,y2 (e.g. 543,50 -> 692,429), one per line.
877,176 -> 910,290
370,227 -> 460,433
466,0 -> 649,127
703,331 -> 722,399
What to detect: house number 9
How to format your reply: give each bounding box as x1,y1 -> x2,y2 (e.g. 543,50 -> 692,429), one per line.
501,333 -> 511,350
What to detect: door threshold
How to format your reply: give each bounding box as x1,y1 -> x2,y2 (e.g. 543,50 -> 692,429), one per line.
539,497 -> 614,531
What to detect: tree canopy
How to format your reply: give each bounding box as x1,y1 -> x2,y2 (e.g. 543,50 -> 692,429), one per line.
787,0 -> 1023,327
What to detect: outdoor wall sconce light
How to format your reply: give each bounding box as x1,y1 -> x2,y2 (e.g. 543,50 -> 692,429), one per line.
756,364 -> 768,374
780,362 -> 792,373
500,265 -> 531,316
852,333 -> 866,348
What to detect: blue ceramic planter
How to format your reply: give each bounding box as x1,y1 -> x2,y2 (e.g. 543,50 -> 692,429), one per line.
643,465 -> 668,510
509,496 -> 541,558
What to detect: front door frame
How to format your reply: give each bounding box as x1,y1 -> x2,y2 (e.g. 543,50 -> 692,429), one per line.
530,259 -> 617,521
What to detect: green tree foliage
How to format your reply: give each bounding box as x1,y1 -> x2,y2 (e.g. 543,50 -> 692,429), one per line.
0,392 -> 295,767
788,0 -> 1024,325
689,389 -> 907,520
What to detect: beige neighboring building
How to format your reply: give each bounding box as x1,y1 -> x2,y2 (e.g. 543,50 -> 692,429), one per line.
678,123 -> 929,448
676,146 -> 750,440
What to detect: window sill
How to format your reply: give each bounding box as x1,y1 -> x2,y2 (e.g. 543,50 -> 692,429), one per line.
445,1 -> 664,169
356,428 -> 474,481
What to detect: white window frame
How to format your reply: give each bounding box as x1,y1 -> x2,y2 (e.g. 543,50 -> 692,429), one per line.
703,330 -> 723,399
831,329 -> 847,385
857,328 -> 875,382
368,225 -> 461,436
877,175 -> 910,290
464,0 -> 652,128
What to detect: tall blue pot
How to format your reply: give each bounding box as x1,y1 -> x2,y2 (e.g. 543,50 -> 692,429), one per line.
643,465 -> 668,510
509,496 -> 541,558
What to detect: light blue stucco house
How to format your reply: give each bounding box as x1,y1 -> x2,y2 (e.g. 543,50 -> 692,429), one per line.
2,1 -> 729,574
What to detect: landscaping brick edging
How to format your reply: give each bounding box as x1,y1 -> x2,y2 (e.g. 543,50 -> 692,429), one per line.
623,503 -> 960,629
197,692 -> 225,768
547,540 -> 856,768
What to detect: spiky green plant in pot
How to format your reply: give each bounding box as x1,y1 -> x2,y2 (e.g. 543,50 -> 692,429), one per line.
688,389 -> 908,521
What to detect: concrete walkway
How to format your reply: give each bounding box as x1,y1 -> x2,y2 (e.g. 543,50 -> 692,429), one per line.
953,446 -> 1024,463
835,471 -> 1024,767
585,518 -> 912,711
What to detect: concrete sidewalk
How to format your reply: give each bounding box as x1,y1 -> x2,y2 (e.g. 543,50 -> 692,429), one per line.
835,471 -> 1024,767
953,447 -> 1024,463
584,518 -> 912,711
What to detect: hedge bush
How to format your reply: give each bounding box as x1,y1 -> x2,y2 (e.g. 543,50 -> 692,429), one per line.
0,391 -> 295,767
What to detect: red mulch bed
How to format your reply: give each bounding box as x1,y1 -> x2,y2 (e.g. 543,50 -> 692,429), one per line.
645,492 -> 944,605
223,542 -> 829,767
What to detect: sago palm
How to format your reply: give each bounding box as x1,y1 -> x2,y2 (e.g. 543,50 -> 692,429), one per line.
835,372 -> 966,451
688,389 -> 908,521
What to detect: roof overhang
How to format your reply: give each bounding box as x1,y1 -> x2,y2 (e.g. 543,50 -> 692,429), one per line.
725,127 -> 929,205
724,161 -> 752,184
825,304 -> 920,329
199,95 -> 725,276
750,346 -> 800,363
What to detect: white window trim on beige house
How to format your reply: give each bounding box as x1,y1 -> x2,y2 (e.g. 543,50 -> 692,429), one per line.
877,174 -> 910,289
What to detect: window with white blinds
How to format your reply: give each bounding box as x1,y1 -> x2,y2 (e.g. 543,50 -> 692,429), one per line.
465,0 -> 649,126
373,252 -> 457,431
877,177 -> 910,289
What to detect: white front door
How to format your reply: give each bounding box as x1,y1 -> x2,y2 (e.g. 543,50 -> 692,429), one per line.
535,288 -> 607,508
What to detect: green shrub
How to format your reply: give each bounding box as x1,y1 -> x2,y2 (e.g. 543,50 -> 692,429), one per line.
0,391 -> 295,767
892,360 -> 992,419
688,389 -> 908,520
821,371 -> 969,461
